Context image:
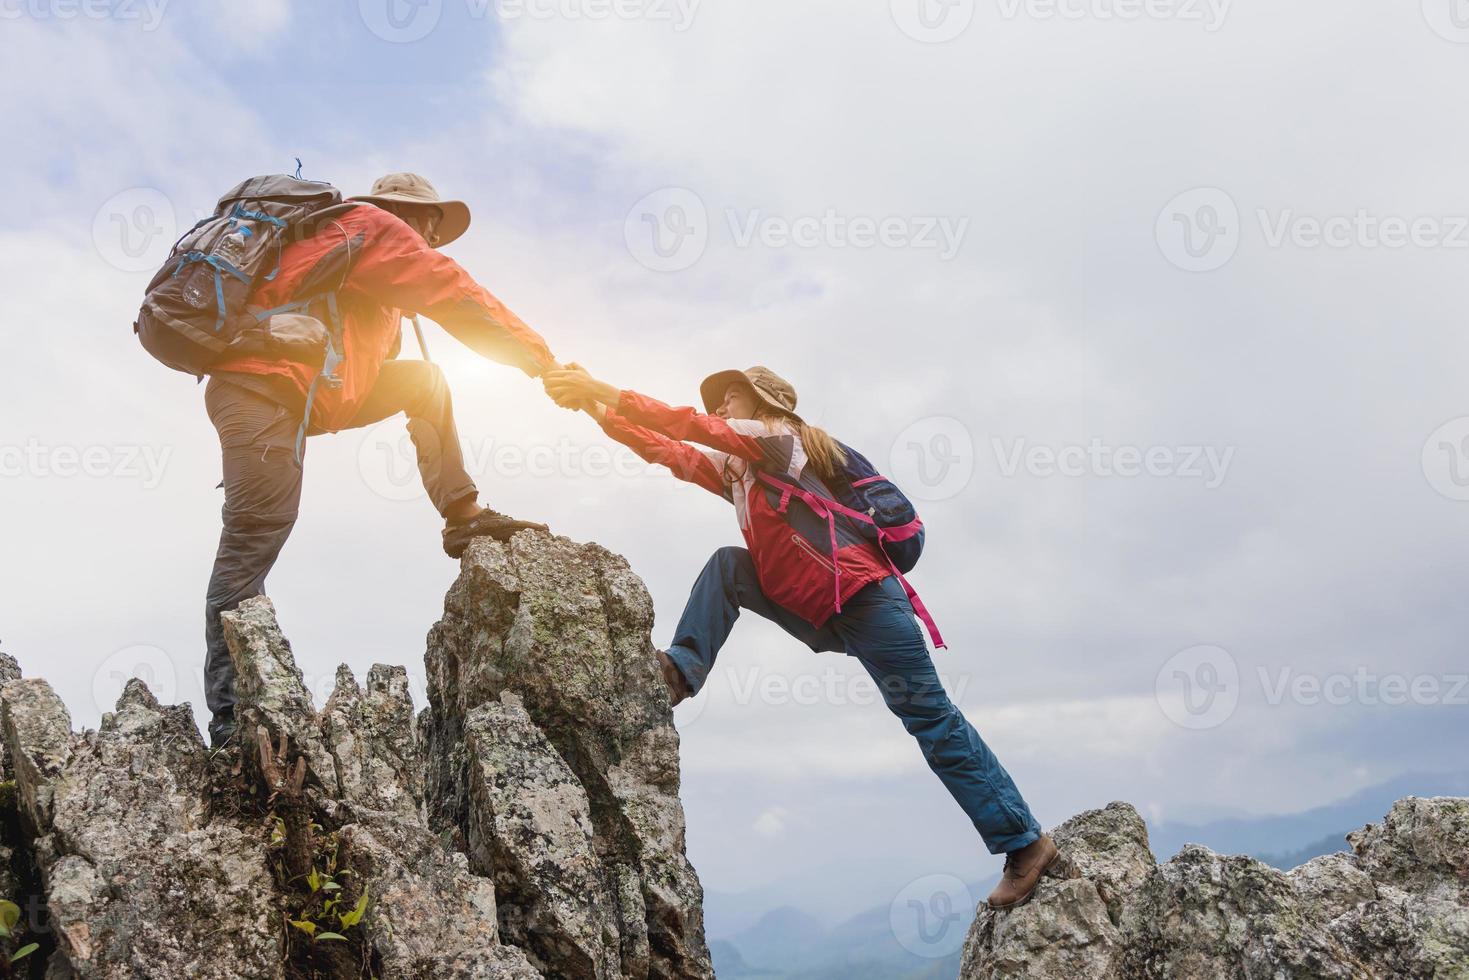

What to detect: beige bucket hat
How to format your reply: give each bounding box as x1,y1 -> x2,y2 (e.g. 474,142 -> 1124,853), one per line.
700,366 -> 800,418
350,172 -> 471,246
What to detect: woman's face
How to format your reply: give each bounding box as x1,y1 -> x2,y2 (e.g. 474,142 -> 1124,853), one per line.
717,383 -> 759,420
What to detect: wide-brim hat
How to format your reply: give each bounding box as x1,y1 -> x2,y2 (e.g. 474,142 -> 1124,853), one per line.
699,366 -> 799,418
350,172 -> 471,246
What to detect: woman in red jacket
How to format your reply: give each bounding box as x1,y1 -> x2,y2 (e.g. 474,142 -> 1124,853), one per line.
542,364 -> 1057,910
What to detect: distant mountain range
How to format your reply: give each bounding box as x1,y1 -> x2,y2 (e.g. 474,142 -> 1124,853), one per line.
1144,769 -> 1469,861
708,769 -> 1469,980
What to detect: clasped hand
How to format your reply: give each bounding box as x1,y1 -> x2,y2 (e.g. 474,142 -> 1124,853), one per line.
542,362 -> 617,415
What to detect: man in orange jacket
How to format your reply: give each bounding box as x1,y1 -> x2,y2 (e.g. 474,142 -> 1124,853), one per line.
203,172 -> 555,747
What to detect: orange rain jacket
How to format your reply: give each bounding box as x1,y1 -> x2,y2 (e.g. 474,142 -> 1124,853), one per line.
212,203 -> 555,431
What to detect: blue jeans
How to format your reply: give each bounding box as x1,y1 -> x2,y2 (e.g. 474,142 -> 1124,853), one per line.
666,546 -> 1043,855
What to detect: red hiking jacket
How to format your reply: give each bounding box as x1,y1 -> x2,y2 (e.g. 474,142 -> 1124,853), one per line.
601,390 -> 892,628
213,203 -> 555,431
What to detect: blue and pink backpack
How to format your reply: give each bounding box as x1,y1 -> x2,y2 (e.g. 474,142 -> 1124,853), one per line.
757,441 -> 943,647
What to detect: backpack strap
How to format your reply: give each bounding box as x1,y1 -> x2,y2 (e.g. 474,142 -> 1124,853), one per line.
756,471 -> 946,648
169,250 -> 250,332
249,293 -> 344,464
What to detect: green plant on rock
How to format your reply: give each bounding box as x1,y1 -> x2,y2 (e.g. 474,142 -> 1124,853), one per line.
286,855 -> 370,945
256,728 -> 376,978
0,899 -> 39,970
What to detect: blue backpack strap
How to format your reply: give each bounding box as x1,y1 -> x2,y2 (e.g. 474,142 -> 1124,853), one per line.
289,291 -> 345,464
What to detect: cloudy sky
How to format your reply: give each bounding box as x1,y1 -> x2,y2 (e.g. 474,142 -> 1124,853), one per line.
3,0 -> 1468,935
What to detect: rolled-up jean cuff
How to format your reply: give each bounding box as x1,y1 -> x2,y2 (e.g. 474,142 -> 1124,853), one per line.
664,644 -> 706,695
986,825 -> 1042,856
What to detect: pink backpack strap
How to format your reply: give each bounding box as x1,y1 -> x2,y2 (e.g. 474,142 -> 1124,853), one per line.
756,472 -> 945,649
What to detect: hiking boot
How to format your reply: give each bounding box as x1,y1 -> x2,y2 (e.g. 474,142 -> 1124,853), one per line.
208,715 -> 237,751
986,834 -> 1058,910
656,650 -> 692,707
442,508 -> 549,558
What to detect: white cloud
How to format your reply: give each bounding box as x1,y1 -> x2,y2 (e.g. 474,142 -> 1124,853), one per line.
752,805 -> 789,838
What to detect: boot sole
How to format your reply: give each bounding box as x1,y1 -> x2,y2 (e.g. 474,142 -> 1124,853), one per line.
987,842 -> 1060,911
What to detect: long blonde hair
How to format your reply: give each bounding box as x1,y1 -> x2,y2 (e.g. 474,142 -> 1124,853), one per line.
757,408 -> 847,483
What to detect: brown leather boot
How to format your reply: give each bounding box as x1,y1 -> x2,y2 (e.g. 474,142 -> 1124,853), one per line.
986,834 -> 1059,910
656,650 -> 692,706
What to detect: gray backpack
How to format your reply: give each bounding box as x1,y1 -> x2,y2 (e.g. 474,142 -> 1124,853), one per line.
133,175 -> 356,378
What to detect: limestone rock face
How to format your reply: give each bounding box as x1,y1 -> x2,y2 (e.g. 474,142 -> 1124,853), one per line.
422,535 -> 713,980
959,797 -> 1469,980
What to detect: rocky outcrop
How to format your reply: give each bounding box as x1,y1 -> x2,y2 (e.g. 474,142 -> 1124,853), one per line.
8,677 -> 281,979
959,796 -> 1469,979
5,530 -> 1463,980
0,532 -> 711,979
422,534 -> 713,980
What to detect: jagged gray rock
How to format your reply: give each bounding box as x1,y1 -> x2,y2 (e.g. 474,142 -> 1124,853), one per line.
466,691 -> 623,978
1,677 -> 72,836
337,814 -> 541,978
959,796 -> 1469,980
221,596 -> 337,792
20,680 -> 282,979
1,537 -> 1466,980
322,663 -> 424,824
423,533 -> 713,980
0,534 -> 720,978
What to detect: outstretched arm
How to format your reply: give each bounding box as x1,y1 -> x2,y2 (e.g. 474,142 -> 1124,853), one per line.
542,366 -> 766,463
347,209 -> 556,376
545,367 -> 731,498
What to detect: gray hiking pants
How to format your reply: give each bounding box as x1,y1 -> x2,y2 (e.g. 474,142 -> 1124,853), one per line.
203,361 -> 476,737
